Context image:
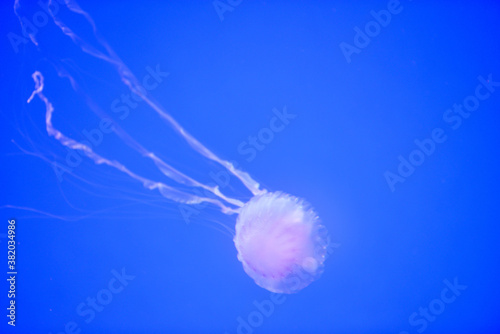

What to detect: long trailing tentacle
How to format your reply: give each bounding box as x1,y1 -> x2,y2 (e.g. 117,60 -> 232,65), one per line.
47,0 -> 265,197
14,0 -> 268,214
27,71 -> 239,214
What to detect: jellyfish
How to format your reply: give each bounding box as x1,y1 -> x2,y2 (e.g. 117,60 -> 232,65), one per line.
235,192 -> 329,293
15,0 -> 329,293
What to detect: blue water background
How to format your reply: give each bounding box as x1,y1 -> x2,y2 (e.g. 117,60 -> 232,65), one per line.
1,1 -> 500,333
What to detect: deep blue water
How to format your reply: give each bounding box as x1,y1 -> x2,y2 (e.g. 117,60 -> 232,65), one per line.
1,1 -> 500,333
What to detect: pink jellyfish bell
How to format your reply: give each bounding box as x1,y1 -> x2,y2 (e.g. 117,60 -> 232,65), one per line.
234,192 -> 329,294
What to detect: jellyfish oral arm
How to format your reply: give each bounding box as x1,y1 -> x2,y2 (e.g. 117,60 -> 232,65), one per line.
19,0 -> 262,214
27,71 -> 239,214
23,0 -> 264,198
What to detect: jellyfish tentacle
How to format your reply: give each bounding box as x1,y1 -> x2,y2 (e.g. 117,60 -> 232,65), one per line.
37,0 -> 265,197
50,64 -> 244,209
27,71 -> 239,214
16,0 -> 261,204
